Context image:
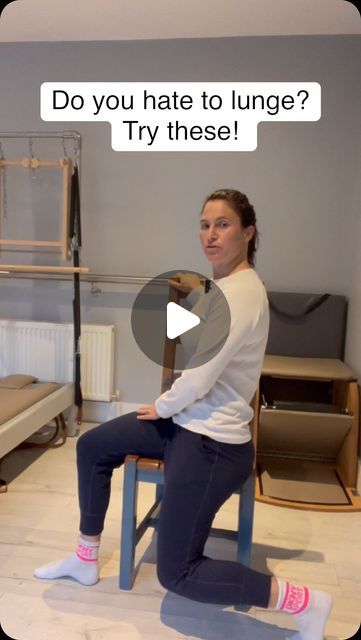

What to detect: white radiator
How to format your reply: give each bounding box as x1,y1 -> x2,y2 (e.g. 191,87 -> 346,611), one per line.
0,320 -> 115,401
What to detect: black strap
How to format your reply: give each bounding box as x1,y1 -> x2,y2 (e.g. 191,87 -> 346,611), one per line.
269,293 -> 331,320
69,166 -> 83,420
69,165 -> 82,246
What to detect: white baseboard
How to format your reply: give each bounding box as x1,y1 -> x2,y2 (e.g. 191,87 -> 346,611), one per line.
81,400 -> 140,425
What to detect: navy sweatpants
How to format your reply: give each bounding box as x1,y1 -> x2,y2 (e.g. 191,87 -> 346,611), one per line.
76,412 -> 271,607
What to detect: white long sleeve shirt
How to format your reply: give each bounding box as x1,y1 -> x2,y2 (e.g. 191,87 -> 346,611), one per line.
155,268 -> 269,444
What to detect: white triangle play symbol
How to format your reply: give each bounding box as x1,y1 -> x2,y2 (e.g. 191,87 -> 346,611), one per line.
167,302 -> 200,339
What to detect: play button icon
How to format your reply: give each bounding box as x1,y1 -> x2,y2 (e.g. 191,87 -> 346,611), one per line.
166,302 -> 200,339
131,270 -> 231,370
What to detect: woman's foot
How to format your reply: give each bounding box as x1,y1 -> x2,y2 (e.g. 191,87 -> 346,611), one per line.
34,537 -> 100,586
34,554 -> 99,585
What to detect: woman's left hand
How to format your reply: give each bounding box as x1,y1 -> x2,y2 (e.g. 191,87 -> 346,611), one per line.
137,404 -> 160,420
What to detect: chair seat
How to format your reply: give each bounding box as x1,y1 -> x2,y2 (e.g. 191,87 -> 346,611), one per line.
137,457 -> 164,472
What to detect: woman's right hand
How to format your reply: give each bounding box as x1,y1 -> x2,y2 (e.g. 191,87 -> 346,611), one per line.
168,272 -> 202,294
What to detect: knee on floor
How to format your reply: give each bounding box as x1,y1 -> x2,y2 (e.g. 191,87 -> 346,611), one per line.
157,561 -> 188,594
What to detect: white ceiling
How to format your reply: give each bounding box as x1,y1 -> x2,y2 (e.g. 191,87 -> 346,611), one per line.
0,0 -> 360,42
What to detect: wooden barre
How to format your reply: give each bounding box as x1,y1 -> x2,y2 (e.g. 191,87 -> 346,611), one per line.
0,265 -> 89,274
0,157 -> 71,169
0,240 -> 63,247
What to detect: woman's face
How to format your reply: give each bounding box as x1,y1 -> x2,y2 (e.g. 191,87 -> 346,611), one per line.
200,199 -> 254,270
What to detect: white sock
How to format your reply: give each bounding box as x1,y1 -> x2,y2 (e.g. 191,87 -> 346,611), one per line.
34,537 -> 100,586
273,579 -> 332,640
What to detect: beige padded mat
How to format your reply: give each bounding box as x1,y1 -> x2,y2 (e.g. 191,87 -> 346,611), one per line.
0,382 -> 60,425
257,459 -> 351,505
262,355 -> 357,381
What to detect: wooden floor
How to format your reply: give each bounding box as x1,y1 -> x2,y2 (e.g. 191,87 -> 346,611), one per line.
0,422 -> 360,640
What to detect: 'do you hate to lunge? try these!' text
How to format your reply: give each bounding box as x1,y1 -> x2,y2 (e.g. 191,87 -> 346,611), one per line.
41,81 -> 321,151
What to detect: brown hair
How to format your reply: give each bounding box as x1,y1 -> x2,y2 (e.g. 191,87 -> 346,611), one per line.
202,188 -> 259,266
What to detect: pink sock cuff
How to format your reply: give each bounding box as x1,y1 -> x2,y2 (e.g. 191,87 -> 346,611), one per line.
76,542 -> 99,563
280,582 -> 309,615
294,587 -> 309,615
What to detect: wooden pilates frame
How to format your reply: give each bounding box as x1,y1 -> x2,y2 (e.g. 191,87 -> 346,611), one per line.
0,265 -> 89,274
0,156 -> 76,268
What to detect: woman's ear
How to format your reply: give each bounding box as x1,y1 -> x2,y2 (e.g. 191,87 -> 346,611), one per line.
244,225 -> 255,242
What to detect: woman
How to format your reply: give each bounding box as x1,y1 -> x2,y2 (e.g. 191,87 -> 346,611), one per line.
35,189 -> 332,639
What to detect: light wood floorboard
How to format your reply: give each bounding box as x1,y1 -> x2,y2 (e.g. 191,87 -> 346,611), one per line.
0,422 -> 360,639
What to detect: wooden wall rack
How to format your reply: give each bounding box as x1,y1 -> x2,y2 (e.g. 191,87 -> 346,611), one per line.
0,156 -> 72,262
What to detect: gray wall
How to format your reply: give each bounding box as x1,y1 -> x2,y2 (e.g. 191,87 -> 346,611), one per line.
0,35 -> 361,409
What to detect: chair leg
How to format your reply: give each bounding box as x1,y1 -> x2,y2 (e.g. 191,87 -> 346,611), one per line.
155,482 -> 164,503
234,472 -> 255,612
236,472 -> 255,567
119,458 -> 138,589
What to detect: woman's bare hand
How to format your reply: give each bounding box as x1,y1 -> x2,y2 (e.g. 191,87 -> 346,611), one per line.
168,272 -> 202,294
136,404 -> 160,420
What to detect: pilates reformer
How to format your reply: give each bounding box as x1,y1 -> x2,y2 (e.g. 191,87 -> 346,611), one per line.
0,132 -> 89,489
0,374 -> 74,493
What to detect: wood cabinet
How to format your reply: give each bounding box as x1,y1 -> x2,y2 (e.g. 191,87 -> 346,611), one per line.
255,355 -> 361,511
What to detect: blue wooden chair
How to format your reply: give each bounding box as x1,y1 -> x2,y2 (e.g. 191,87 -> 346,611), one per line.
119,453 -> 257,590
119,283 -> 259,591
